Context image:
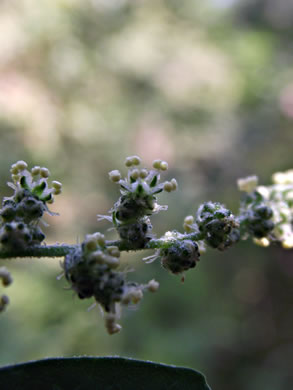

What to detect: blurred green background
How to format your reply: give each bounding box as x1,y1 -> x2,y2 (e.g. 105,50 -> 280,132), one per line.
0,0 -> 293,389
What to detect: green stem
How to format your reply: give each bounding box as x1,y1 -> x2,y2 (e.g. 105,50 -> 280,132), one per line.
0,232 -> 203,259
0,245 -> 77,259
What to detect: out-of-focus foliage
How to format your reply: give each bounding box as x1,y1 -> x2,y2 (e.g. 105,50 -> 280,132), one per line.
0,0 -> 293,389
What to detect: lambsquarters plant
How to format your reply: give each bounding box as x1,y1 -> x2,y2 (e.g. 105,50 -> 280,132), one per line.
1,156 -> 293,335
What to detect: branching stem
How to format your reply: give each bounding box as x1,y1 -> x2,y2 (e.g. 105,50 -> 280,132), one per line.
0,232 -> 204,259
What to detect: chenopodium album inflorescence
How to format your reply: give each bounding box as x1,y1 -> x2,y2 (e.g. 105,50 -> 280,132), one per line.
0,156 -> 293,333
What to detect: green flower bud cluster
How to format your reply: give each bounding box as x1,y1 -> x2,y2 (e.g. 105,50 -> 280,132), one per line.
239,190 -> 274,240
0,221 -> 45,250
3,157 -> 293,334
144,230 -> 200,276
238,171 -> 293,248
160,239 -> 200,275
0,161 -> 61,250
195,202 -> 240,250
63,233 -> 159,334
117,217 -> 153,249
101,156 -> 178,249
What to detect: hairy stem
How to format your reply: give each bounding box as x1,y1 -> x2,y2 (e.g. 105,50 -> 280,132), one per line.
0,232 -> 204,259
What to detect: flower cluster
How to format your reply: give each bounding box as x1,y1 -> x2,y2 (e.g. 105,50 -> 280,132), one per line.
144,230 -> 200,277
239,190 -> 274,240
195,202 -> 240,251
160,239 -> 200,275
100,156 -> 178,249
1,157 -> 293,334
0,161 -> 61,249
63,233 -> 159,334
238,171 -> 293,248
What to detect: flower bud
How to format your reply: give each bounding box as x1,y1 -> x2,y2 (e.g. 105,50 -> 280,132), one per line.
171,178 -> 178,190
253,237 -> 270,247
93,232 -> 105,246
16,160 -> 28,171
129,289 -> 143,304
282,236 -> 293,249
52,181 -> 62,190
40,167 -> 50,178
160,161 -> 168,171
107,246 -> 120,258
131,156 -> 141,166
105,313 -> 122,335
130,169 -> 140,181
109,170 -> 121,183
184,215 -> 194,225
139,169 -> 148,179
237,176 -> 258,192
10,164 -> 19,175
31,166 -> 41,176
163,181 -> 173,192
152,160 -> 162,170
147,279 -> 159,292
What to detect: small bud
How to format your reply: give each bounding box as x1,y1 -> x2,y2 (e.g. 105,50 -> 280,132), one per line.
105,313 -> 122,335
125,157 -> 133,167
163,181 -> 173,192
152,160 -> 162,170
53,188 -> 62,195
90,250 -> 106,264
253,237 -> 270,247
160,161 -> 168,171
16,160 -> 28,171
84,238 -> 97,252
105,256 -> 120,269
107,246 -> 120,258
139,169 -> 148,179
10,164 -> 19,175
184,215 -> 194,225
131,156 -> 141,166
183,215 -> 194,232
109,170 -> 121,183
130,168 -> 140,180
92,232 -> 105,246
40,167 -> 50,178
272,172 -> 287,185
52,181 -> 62,190
147,279 -> 159,292
130,289 -> 143,304
282,236 -> 293,249
197,241 -> 207,254
31,166 -> 41,175
171,178 -> 178,190
237,176 -> 258,192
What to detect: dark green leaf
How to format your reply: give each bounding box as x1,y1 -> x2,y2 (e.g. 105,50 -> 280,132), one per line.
150,175 -> 158,188
20,175 -> 30,190
0,356 -> 211,390
32,180 -> 47,197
